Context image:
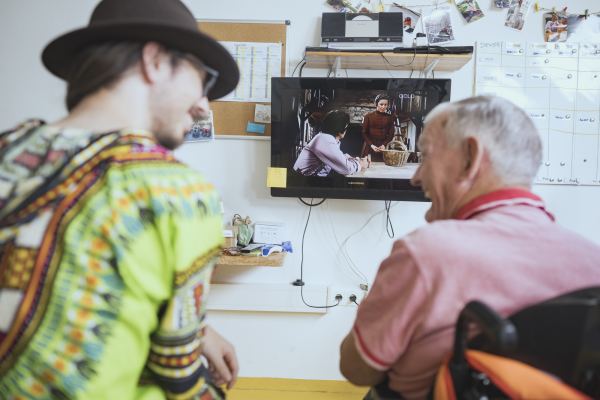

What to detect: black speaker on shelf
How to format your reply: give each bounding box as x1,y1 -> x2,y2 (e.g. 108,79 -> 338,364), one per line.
321,12 -> 403,43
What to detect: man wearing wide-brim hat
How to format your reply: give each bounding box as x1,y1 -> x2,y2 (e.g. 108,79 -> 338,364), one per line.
0,0 -> 240,398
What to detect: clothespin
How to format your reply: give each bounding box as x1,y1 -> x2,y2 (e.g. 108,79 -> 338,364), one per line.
561,6 -> 567,14
584,9 -> 589,19
533,2 -> 539,12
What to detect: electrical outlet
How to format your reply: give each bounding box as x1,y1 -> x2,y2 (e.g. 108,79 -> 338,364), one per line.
327,286 -> 366,307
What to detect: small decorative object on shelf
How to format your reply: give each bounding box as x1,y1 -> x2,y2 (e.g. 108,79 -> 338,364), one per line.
232,214 -> 253,247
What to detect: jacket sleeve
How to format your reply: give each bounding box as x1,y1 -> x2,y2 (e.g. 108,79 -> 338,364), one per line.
142,175 -> 225,399
312,135 -> 360,175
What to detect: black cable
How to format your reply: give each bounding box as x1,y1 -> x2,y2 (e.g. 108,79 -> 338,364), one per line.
291,57 -> 306,77
380,48 -> 417,68
349,294 -> 360,306
299,197 -> 326,206
384,200 -> 395,239
298,61 -> 307,77
294,198 -> 339,309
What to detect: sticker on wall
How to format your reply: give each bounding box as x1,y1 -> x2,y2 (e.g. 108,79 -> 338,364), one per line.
505,0 -> 534,31
423,6 -> 455,44
455,0 -> 485,23
246,121 -> 266,134
266,167 -> 287,188
185,110 -> 214,142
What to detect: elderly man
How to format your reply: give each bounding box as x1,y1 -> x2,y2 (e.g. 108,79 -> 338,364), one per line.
0,0 -> 239,398
340,96 -> 600,399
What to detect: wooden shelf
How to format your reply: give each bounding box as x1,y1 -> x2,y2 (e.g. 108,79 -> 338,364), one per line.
216,252 -> 285,267
305,50 -> 472,72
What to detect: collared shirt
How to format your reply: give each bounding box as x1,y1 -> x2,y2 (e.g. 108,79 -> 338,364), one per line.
353,188 -> 600,399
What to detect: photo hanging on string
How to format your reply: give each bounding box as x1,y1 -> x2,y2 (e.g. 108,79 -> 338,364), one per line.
423,7 -> 455,44
566,13 -> 600,42
543,12 -> 568,42
455,0 -> 485,23
505,0 -> 534,31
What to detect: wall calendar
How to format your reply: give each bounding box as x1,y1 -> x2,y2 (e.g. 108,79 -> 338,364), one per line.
475,41 -> 600,185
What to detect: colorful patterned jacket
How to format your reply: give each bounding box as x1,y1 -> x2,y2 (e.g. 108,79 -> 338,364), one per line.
0,120 -> 224,399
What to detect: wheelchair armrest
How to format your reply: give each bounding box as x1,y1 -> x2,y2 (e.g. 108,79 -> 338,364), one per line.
452,300 -> 518,365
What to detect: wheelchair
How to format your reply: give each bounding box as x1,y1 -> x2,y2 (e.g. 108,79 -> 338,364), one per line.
366,287 -> 600,400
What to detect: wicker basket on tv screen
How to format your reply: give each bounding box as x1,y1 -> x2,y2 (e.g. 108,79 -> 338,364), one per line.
382,140 -> 410,167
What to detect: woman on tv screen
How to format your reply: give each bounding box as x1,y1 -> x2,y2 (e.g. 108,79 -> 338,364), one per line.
360,94 -> 397,161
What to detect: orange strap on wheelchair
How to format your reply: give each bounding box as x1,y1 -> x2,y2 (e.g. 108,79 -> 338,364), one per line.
434,359 -> 458,400
434,350 -> 591,400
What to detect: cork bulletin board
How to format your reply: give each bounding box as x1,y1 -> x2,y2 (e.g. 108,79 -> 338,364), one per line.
198,20 -> 288,138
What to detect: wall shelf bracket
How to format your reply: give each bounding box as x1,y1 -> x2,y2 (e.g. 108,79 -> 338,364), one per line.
423,59 -> 440,78
329,56 -> 342,77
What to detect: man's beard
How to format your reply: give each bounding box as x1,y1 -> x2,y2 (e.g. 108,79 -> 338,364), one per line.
154,129 -> 183,150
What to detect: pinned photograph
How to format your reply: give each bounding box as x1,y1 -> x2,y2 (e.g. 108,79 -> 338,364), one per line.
494,0 -> 510,8
456,0 -> 485,23
254,104 -> 271,124
423,7 -> 455,44
567,14 -> 600,42
544,12 -> 568,42
327,0 -> 373,13
325,0 -> 358,13
184,111 -> 214,142
505,0 -> 533,31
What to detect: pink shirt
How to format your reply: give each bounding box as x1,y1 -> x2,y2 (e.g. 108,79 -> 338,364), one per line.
353,188 -> 600,399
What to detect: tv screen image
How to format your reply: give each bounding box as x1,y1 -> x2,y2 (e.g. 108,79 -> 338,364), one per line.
271,78 -> 451,201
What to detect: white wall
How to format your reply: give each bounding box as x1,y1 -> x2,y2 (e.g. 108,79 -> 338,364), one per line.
2,0 -> 599,382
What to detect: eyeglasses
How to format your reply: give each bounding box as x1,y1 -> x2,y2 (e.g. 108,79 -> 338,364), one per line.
200,62 -> 219,98
182,53 -> 219,98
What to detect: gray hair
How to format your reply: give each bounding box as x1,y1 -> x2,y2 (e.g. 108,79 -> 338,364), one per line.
424,96 -> 542,186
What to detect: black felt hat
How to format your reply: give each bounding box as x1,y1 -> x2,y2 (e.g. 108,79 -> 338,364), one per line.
41,0 -> 239,100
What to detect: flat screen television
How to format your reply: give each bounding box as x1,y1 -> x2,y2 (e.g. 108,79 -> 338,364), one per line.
270,78 -> 451,201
